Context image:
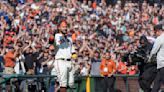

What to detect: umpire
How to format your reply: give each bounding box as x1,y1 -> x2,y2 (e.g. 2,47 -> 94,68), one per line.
149,24 -> 164,92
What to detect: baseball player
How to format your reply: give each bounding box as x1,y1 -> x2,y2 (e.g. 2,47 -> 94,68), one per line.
54,28 -> 75,92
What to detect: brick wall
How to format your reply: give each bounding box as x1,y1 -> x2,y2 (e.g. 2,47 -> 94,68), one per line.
116,77 -> 140,92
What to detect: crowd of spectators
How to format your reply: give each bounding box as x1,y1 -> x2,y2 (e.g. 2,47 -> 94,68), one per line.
0,0 -> 163,77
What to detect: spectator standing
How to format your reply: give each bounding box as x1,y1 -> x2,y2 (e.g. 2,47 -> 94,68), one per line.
100,52 -> 116,92
130,35 -> 155,92
14,48 -> 26,74
149,25 -> 164,92
24,46 -> 36,75
3,46 -> 18,74
90,51 -> 102,92
0,46 -> 5,72
90,51 -> 101,76
117,61 -> 128,74
0,0 -> 163,91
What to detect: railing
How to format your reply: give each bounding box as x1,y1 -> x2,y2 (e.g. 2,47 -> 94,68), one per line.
114,74 -> 139,92
74,74 -> 139,92
0,73 -> 56,92
0,73 -> 139,92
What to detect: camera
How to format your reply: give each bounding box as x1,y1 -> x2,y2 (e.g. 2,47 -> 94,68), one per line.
129,47 -> 148,64
122,47 -> 148,66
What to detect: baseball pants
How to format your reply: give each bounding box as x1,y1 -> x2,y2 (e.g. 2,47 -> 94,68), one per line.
54,60 -> 74,87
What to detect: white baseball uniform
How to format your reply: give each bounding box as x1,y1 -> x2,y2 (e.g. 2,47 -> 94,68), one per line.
54,33 -> 75,87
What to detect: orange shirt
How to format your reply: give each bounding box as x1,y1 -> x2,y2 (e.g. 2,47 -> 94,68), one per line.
3,36 -> 12,46
49,35 -> 54,41
92,2 -> 97,9
117,62 -> 127,74
128,66 -> 137,75
128,30 -> 134,37
100,59 -> 116,76
22,26 -> 26,30
129,70 -> 136,75
4,51 -> 15,67
72,33 -> 77,42
72,31 -> 80,42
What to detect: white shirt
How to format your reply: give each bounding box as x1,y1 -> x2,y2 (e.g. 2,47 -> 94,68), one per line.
14,55 -> 26,74
150,33 -> 164,69
81,67 -> 88,76
81,4 -> 89,10
55,33 -> 75,59
47,60 -> 56,75
147,36 -> 156,43
14,19 -> 20,27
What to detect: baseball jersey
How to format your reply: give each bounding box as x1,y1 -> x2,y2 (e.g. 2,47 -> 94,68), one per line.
55,33 -> 75,59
